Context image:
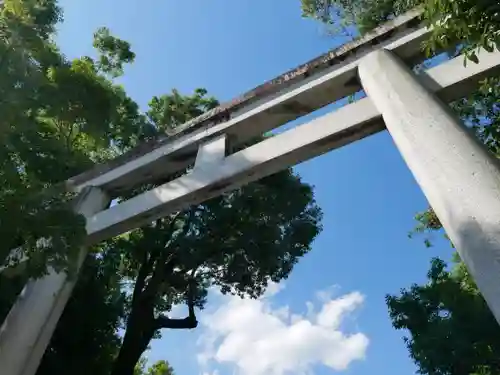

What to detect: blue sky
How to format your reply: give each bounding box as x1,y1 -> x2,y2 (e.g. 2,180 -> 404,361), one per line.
56,1 -> 454,374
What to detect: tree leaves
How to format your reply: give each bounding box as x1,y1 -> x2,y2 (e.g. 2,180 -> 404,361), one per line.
147,88 -> 219,135
0,2 -> 145,372
111,166 -> 323,374
109,89 -> 323,374
34,253 -> 127,375
0,0 -> 147,277
135,359 -> 175,375
93,27 -> 135,78
301,2 -> 500,375
386,256 -> 500,375
0,2 -> 325,374
300,0 -> 500,64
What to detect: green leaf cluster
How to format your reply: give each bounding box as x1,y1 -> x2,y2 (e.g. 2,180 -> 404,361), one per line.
301,1 -> 500,375
300,0 -> 500,63
0,2 -> 324,374
387,256 -> 500,375
135,359 -> 175,375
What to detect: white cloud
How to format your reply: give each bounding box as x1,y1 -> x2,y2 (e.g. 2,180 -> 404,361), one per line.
198,284 -> 369,375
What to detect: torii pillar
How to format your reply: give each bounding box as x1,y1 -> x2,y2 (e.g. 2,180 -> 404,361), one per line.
358,49 -> 500,323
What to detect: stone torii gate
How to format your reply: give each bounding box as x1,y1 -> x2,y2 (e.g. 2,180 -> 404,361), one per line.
2,8 -> 500,375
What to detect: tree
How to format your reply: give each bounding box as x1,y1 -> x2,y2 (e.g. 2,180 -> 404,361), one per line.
300,0 -> 500,63
147,360 -> 175,375
386,255 -> 500,375
93,26 -> 136,78
0,246 -> 127,375
1,4 -> 323,375
35,250 -> 126,375
109,90 -> 323,375
1,3 -> 323,375
135,359 -> 175,375
0,0 -> 144,277
0,1 -> 141,374
0,0 -> 85,274
301,1 -> 500,374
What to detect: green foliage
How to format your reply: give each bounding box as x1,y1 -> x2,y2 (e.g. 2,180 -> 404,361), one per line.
0,1 -> 142,374
147,88 -> 219,135
1,3 -> 324,375
146,360 -> 175,375
387,256 -> 500,375
423,0 -> 500,63
111,170 -> 322,374
35,252 -> 126,375
452,78 -> 500,155
0,0 -> 144,277
0,0 -> 63,41
301,0 -> 421,35
134,360 -> 175,375
301,3 -> 500,375
300,0 -> 500,63
408,207 -> 443,247
110,89 -> 323,375
93,27 -> 136,78
0,0 -> 87,277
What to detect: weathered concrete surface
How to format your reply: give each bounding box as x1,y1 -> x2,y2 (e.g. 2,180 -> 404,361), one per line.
67,9 -> 427,195
84,48 -> 500,244
0,187 -> 110,375
358,48 -> 500,324
194,134 -> 227,170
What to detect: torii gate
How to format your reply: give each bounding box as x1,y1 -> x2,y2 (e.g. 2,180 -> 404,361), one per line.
2,8 -> 500,375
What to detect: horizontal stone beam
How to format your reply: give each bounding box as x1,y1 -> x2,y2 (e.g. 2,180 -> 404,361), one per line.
69,10 -> 429,195
85,48 -> 500,243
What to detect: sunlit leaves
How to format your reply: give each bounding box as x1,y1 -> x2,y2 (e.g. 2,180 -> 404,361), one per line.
0,0 -> 144,277
300,0 -> 500,64
386,256 -> 500,375
93,27 -> 135,78
1,0 -> 62,40
423,0 -> 500,64
147,88 -> 219,134
134,360 -> 175,375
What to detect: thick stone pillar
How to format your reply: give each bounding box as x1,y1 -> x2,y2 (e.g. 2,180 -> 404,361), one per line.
0,186 -> 110,375
358,49 -> 500,323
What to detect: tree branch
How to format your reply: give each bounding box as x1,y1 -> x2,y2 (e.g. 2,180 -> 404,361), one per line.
132,212 -> 183,305
154,314 -> 198,330
154,276 -> 198,330
138,209 -> 198,324
132,248 -> 153,304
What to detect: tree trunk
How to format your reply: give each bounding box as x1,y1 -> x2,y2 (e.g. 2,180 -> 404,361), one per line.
111,305 -> 155,375
111,232 -> 196,375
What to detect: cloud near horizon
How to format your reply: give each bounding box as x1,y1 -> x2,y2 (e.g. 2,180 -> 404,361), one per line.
197,283 -> 369,375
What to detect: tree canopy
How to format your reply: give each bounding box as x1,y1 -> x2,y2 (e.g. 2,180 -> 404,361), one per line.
300,0 -> 500,63
387,255 -> 500,375
4,0 -> 499,373
301,1 -> 500,375
0,1 -> 323,375
135,359 -> 175,375
110,91 -> 322,375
